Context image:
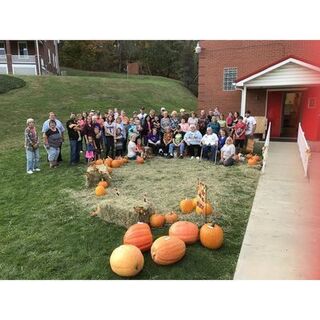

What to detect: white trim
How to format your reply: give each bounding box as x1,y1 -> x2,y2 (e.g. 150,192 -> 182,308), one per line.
35,40 -> 41,75
240,86 -> 247,116
236,57 -> 320,87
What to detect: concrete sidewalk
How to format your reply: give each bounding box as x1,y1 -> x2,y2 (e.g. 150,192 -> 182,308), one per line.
234,142 -> 320,280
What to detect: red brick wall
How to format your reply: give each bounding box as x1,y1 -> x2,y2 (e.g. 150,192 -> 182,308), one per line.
198,40 -> 320,116
39,40 -> 58,74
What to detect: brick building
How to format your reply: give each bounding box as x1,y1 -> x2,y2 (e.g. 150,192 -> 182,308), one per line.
0,40 -> 60,76
197,41 -> 320,141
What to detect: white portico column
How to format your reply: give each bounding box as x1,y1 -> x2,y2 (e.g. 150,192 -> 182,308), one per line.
240,86 -> 247,117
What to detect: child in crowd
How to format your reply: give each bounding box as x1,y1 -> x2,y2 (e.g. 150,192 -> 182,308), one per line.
147,127 -> 161,155
135,137 -> 145,158
168,125 -> 185,158
93,126 -> 103,160
127,134 -> 137,160
160,127 -> 173,156
233,116 -> 247,152
179,117 -> 189,134
115,128 -> 124,157
218,129 -> 227,151
85,136 -> 96,163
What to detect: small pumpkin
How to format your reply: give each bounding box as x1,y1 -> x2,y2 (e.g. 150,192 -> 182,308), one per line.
246,153 -> 253,159
151,236 -> 186,265
192,197 -> 199,209
109,244 -> 144,277
95,185 -> 107,196
150,214 -> 165,228
200,223 -> 224,250
136,156 -> 144,164
248,158 -> 257,166
169,221 -> 199,244
104,157 -> 113,167
95,159 -> 104,165
123,222 -> 153,252
98,180 -> 108,188
180,198 -> 194,214
195,202 -> 213,215
111,159 -> 122,168
165,211 -> 178,224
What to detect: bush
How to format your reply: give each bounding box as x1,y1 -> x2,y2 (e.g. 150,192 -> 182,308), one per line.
0,75 -> 26,94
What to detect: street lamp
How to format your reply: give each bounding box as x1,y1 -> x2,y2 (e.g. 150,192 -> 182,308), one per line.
195,41 -> 201,54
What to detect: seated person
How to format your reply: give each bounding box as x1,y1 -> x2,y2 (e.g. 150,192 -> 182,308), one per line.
220,136 -> 236,166
183,124 -> 202,159
135,137 -> 145,158
127,134 -> 137,160
200,127 -> 218,161
147,127 -> 161,155
159,126 -> 173,157
168,125 -> 185,158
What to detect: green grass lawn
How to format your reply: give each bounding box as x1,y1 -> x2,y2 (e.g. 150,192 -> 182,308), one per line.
0,73 -> 260,279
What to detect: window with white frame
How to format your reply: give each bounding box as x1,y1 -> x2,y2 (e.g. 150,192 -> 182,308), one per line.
0,41 -> 5,55
223,67 -> 238,91
18,41 -> 28,56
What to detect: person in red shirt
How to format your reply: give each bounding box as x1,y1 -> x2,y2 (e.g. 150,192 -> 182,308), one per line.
233,116 -> 246,152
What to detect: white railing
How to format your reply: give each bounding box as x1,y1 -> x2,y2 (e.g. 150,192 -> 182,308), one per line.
297,122 -> 311,177
0,55 -> 7,63
12,55 -> 36,64
261,122 -> 271,174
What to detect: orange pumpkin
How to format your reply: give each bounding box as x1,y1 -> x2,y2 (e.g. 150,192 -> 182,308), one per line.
195,202 -> 213,215
169,221 -> 199,244
246,153 -> 253,159
95,185 -> 107,196
136,156 -> 144,164
98,180 -> 108,188
111,159 -> 122,168
248,158 -> 257,166
123,222 -> 153,252
104,157 -> 113,167
116,157 -> 126,165
151,236 -> 186,265
110,244 -> 144,277
180,199 -> 194,214
200,223 -> 224,250
165,211 -> 178,224
95,159 -> 104,165
150,214 -> 165,228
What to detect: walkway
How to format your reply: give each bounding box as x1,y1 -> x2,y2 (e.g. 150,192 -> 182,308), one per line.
234,142 -> 320,280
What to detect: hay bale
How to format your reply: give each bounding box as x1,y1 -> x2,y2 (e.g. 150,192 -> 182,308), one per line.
85,164 -> 111,188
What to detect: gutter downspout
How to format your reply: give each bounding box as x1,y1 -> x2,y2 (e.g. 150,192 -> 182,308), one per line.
35,40 -> 41,75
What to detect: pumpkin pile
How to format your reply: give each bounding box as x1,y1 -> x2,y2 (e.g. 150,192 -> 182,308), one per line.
246,153 -> 262,166
179,197 -> 214,216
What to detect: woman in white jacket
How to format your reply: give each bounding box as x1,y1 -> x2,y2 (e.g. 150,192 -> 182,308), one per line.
200,127 -> 218,162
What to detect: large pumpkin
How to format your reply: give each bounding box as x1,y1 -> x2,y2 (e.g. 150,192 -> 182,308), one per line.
98,180 -> 108,188
111,159 -> 122,168
123,222 -> 153,252
248,158 -> 257,166
165,211 -> 178,224
199,223 -> 224,250
136,156 -> 144,164
95,185 -> 107,196
104,157 -> 113,167
169,221 -> 199,244
151,236 -> 186,265
195,202 -> 213,215
95,159 -> 104,165
150,214 -> 165,228
109,244 -> 144,277
180,199 -> 194,214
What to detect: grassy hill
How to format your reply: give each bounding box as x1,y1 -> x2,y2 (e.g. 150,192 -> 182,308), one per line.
0,73 -> 197,149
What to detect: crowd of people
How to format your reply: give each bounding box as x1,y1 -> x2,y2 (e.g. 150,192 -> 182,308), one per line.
24,107 -> 257,173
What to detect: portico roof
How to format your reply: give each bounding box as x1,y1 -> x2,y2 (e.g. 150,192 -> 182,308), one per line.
235,56 -> 320,88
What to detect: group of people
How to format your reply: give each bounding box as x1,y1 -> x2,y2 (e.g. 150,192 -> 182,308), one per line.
24,106 -> 256,173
